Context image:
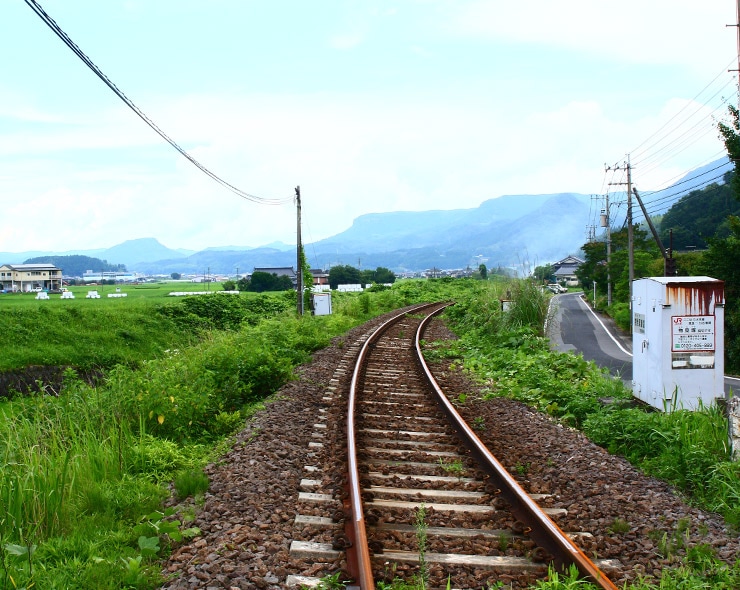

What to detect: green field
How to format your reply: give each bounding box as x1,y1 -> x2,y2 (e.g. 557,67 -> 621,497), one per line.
0,282 -> 289,373
0,280 -> 227,306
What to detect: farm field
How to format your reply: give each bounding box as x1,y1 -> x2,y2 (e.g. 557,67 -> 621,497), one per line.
0,282 -> 294,374
0,281 -> 225,306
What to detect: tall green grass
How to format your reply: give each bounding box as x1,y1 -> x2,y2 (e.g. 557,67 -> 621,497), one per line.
0,280 -> 473,587
438,278 -> 740,589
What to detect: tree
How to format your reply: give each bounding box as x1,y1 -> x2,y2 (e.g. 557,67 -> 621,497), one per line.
248,271 -> 293,293
700,216 -> 740,371
658,177 -> 740,250
478,264 -> 488,280
576,227 -> 661,301
360,267 -> 397,286
221,280 -> 236,291
328,265 -> 361,289
299,247 -> 312,313
373,267 -> 396,284
171,272 -> 182,280
236,276 -> 251,291
718,105 -> 740,199
360,269 -> 375,285
532,264 -> 554,283
711,105 -> 740,371
24,254 -> 126,277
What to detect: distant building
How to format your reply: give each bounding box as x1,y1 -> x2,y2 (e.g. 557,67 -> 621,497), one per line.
551,255 -> 584,286
82,270 -> 139,283
0,263 -> 63,292
309,268 -> 329,287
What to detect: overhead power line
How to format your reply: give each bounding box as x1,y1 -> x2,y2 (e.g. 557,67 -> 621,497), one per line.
630,61 -> 735,160
23,0 -> 293,206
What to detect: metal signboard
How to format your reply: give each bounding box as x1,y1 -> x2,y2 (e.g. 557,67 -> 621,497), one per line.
671,315 -> 715,352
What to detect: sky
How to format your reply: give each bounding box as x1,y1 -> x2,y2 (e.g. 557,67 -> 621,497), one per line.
1,0 -> 738,254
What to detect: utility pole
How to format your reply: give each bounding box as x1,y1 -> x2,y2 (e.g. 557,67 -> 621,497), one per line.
600,193 -> 613,307
606,158 -> 634,330
627,157 -> 634,321
295,186 -> 303,316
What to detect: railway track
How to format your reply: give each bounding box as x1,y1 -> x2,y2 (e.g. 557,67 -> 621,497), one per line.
288,303 -> 621,589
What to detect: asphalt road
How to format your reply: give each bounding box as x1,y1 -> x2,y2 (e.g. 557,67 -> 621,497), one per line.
547,291 -> 740,396
547,292 -> 633,381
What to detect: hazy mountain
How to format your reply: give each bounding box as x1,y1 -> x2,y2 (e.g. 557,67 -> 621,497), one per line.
305,192 -> 591,272
0,238 -> 183,269
2,157 -> 731,275
103,238 -> 189,268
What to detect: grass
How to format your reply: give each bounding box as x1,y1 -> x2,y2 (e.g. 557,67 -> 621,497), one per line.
5,277 -> 738,589
434,279 -> 740,589
0,279 -> 476,588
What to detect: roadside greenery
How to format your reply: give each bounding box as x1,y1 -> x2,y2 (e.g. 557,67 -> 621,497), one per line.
438,280 -> 740,589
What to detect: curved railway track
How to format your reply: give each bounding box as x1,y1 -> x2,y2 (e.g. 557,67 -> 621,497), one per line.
289,303 -> 620,589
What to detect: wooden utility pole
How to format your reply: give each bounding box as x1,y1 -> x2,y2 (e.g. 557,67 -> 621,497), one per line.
295,186 -> 303,316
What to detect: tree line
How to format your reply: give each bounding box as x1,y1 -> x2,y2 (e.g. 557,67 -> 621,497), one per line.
24,255 -> 126,277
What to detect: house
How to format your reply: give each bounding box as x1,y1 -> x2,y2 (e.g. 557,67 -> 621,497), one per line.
0,263 -> 63,292
551,255 -> 584,287
309,268 -> 329,287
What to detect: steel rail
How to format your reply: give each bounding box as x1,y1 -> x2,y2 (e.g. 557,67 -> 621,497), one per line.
344,303 -> 441,589
414,307 -> 620,590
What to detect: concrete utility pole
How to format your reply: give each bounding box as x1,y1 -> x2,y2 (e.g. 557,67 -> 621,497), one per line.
600,193 -> 613,307
606,158 -> 634,330
295,186 -> 303,316
626,157 -> 634,316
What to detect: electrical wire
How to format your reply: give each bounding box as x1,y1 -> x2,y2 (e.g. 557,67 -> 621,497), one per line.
23,0 -> 293,207
634,172 -> 729,221
641,160 -> 731,197
630,59 -> 735,155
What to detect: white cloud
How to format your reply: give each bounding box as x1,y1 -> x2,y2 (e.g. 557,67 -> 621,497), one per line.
2,83 -> 727,253
448,0 -> 736,71
1,0 -> 733,255
328,33 -> 365,50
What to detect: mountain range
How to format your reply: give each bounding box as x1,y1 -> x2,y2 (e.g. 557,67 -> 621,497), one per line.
1,157 -> 731,275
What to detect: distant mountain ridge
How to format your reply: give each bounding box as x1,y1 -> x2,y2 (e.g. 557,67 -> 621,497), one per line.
1,157 -> 730,274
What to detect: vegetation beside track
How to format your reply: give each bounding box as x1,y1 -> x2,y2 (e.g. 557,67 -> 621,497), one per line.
2,278 -> 739,589
436,281 -> 740,589
0,279 -> 465,588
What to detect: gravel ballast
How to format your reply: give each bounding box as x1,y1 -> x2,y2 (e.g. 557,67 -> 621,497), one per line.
160,315 -> 740,589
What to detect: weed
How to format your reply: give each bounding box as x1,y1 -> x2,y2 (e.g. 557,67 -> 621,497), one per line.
535,564 -> 597,588
608,518 -> 630,534
311,570 -> 347,589
414,504 -> 428,590
514,462 -> 531,476
437,458 -> 465,477
174,469 -> 209,500
473,416 -> 485,430
497,533 -> 509,552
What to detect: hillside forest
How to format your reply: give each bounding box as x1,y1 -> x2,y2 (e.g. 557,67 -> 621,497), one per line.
24,254 -> 126,277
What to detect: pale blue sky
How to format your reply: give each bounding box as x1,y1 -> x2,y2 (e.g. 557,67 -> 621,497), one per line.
1,1 -> 737,252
